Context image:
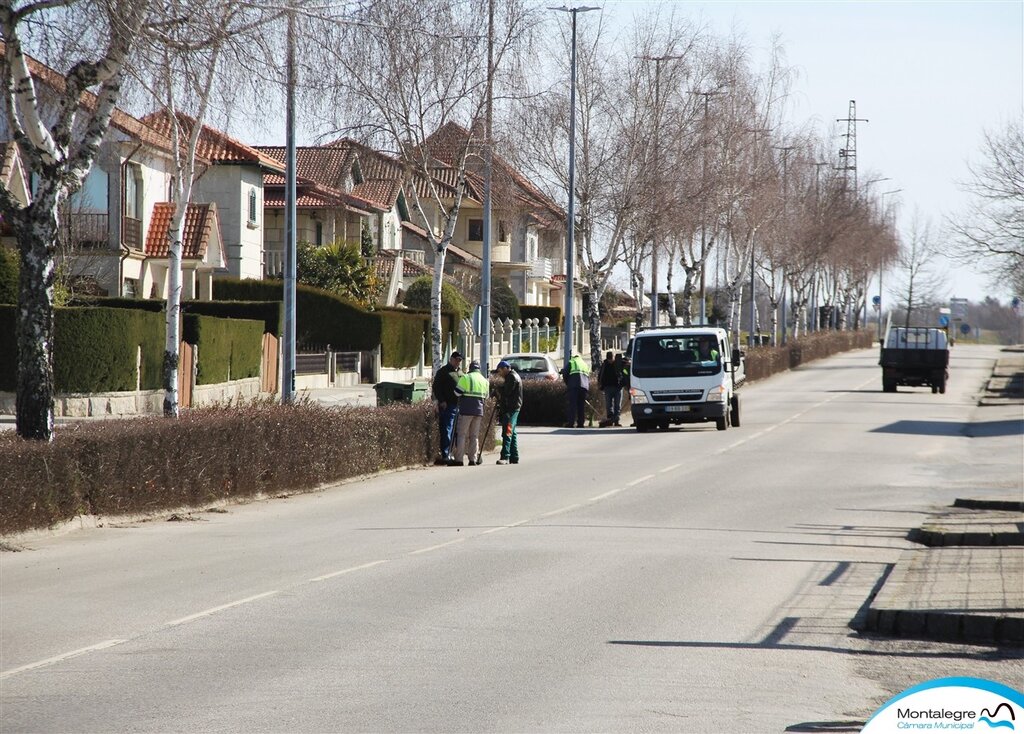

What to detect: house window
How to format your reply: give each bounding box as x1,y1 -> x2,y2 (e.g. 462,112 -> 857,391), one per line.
468,218 -> 484,241
498,220 -> 510,242
315,221 -> 323,246
124,163 -> 143,220
248,188 -> 258,225
122,278 -> 138,298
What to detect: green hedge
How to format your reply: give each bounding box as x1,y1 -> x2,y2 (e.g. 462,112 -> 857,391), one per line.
183,314 -> 264,385
213,278 -> 381,351
521,305 -> 561,326
0,248 -> 20,304
73,295 -> 283,338
53,307 -> 166,392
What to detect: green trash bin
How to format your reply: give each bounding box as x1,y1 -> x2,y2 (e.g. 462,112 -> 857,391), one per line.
375,380 -> 431,406
374,381 -> 412,406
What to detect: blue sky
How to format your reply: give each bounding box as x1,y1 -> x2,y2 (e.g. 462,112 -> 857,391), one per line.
603,0 -> 1023,301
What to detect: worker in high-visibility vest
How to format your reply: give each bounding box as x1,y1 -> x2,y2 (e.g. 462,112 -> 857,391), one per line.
562,353 -> 591,428
451,360 -> 489,466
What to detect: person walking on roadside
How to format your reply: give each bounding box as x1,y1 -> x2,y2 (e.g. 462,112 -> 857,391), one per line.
451,359 -> 489,466
598,351 -> 621,427
432,351 -> 463,465
562,352 -> 591,428
494,360 -> 522,465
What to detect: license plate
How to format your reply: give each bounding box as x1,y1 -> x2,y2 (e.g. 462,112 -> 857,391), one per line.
666,405 -> 691,413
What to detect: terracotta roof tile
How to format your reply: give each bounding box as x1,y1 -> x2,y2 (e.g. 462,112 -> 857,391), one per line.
141,110 -> 284,173
256,144 -> 357,192
144,202 -> 219,260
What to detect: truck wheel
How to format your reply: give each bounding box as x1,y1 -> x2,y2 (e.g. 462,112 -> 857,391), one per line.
635,421 -> 651,433
939,378 -> 946,395
882,379 -> 896,393
716,407 -> 729,431
931,385 -> 938,394
657,420 -> 670,431
730,395 -> 741,427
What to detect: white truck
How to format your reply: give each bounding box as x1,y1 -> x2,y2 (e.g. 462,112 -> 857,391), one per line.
627,327 -> 745,432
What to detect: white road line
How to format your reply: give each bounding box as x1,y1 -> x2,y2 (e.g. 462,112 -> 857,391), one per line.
1,639 -> 127,680
165,591 -> 279,627
589,488 -> 623,502
309,560 -> 388,582
627,474 -> 655,487
659,463 -> 682,473
539,503 -> 582,518
481,519 -> 530,535
408,538 -> 465,555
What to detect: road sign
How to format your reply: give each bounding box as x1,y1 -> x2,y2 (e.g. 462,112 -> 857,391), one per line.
938,314 -> 950,327
1013,296 -> 1021,315
950,298 -> 968,320
872,295 -> 881,306
960,323 -> 971,335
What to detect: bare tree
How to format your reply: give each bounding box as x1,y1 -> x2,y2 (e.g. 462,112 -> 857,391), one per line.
0,0 -> 152,440
312,0 -> 532,371
135,1 -> 278,417
947,120 -> 1024,295
889,212 -> 946,328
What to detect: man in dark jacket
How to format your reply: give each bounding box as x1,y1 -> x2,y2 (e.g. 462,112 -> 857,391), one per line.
432,351 -> 463,464
494,360 -> 523,465
598,351 -> 622,427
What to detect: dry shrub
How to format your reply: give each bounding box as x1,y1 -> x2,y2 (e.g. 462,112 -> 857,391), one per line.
0,401 -> 444,535
744,330 -> 875,382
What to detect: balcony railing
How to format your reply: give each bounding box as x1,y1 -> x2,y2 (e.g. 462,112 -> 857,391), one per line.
528,257 -> 560,280
65,213 -> 110,249
264,249 -> 283,278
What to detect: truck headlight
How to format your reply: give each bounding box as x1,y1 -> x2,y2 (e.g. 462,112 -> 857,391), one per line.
706,386 -> 727,402
630,388 -> 648,404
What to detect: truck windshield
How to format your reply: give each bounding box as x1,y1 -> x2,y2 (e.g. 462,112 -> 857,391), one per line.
631,336 -> 722,378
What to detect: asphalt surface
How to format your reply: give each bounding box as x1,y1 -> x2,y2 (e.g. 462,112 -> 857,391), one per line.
1,344 -> 1021,732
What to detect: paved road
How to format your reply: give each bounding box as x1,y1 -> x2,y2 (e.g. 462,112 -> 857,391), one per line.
2,345 -> 1021,732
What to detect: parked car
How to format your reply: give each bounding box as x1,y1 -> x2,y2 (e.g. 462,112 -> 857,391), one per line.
500,353 -> 559,381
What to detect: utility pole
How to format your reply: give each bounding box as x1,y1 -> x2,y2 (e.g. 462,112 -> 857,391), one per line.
480,0 -> 494,372
745,127 -> 770,347
772,145 -> 797,346
879,188 -> 902,340
639,53 -> 683,328
550,5 -> 599,370
282,2 -> 297,404
837,100 -> 868,192
688,89 -> 724,326
811,160 -> 829,332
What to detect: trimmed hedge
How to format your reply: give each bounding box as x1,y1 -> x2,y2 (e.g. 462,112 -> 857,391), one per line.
183,314 -> 264,385
214,277 -> 382,351
54,307 -> 167,392
0,401 -> 443,535
73,296 -> 283,338
0,247 -> 18,305
520,305 -> 561,326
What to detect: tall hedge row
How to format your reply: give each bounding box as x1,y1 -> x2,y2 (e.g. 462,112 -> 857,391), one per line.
213,278 -> 381,351
0,248 -> 18,305
520,305 -> 562,326
183,314 -> 264,385
73,295 -> 283,338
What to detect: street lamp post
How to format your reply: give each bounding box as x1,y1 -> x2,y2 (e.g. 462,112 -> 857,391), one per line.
550,5 -> 599,370
638,53 -> 683,329
878,188 -> 902,340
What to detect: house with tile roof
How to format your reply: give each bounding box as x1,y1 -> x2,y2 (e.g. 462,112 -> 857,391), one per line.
419,122 -> 572,312
141,110 -> 284,282
142,202 -> 226,299
0,142 -> 30,248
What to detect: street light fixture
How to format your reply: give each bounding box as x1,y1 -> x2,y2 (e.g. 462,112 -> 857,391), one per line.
637,53 -> 684,328
550,5 -> 599,369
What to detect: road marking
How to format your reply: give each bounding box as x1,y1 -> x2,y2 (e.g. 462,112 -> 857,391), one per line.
539,503 -> 581,518
0,639 -> 127,680
659,463 -> 681,473
627,474 -> 655,487
309,560 -> 388,582
408,538 -> 465,555
589,488 -> 623,501
481,519 -> 529,535
165,591 -> 279,627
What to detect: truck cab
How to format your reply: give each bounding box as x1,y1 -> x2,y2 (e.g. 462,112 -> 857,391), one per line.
627,327 -> 744,432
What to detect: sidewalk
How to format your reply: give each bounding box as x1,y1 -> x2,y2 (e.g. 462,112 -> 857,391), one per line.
864,498 -> 1023,646
863,350 -> 1024,647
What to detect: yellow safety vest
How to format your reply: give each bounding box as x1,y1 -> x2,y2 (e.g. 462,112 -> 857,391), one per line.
456,371 -> 489,399
568,356 -> 590,376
